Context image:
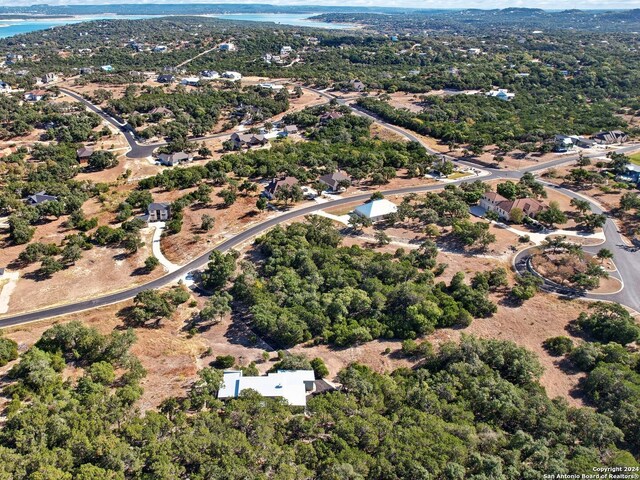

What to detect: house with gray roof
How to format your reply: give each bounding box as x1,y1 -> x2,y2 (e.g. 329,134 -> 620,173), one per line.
156,152 -> 193,167
147,202 -> 171,222
26,191 -> 58,205
318,171 -> 351,191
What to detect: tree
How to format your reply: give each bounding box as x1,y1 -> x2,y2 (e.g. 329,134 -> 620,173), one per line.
511,273 -> 543,303
374,231 -> 391,246
88,150 -> 118,170
61,243 -> 82,265
144,256 -> 160,271
201,251 -> 237,290
217,188 -> 237,207
213,355 -> 235,369
0,334 -> 18,367
201,214 -> 215,231
497,181 -> 518,200
537,201 -> 567,228
543,336 -> 574,356
596,248 -> 614,263
509,207 -> 524,224
310,357 -> 329,379
40,255 -> 64,277
256,196 -> 268,211
200,292 -> 232,323
348,214 -> 372,233
575,303 -> 640,345
8,215 -> 35,245
570,198 -> 591,215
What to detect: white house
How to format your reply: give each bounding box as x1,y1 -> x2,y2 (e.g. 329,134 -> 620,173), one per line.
0,81 -> 12,93
181,76 -> 201,86
218,370 -> 316,407
486,89 -> 515,101
219,42 -> 236,52
221,71 -> 242,81
280,45 -> 293,56
353,199 -> 398,220
200,70 -> 220,79
153,45 -> 168,53
258,82 -> 284,91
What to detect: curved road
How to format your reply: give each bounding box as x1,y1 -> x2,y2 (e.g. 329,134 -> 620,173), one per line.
2,86 -> 637,327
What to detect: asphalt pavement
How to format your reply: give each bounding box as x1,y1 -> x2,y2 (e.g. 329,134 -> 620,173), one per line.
3,87 -> 636,327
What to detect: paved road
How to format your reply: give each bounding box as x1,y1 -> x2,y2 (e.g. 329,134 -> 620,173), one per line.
0,181 -> 499,328
60,88 -> 235,159
4,86 -> 636,327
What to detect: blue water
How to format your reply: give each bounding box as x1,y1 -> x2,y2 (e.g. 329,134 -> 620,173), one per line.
0,15 -> 153,39
204,13 -> 356,29
0,13 -> 355,39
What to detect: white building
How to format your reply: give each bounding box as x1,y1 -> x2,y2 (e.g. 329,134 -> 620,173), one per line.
221,71 -> 242,81
181,76 -> 201,86
219,42 -> 236,52
154,45 -> 168,53
258,82 -> 284,91
218,370 -> 316,407
353,199 -> 398,220
486,88 -> 515,101
200,70 -> 220,79
280,45 -> 293,56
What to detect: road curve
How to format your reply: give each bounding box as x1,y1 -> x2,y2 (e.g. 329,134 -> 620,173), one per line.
6,86 -> 636,327
0,180 -> 502,328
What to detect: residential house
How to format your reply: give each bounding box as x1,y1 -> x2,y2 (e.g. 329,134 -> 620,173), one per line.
24,90 -> 47,102
26,191 -> 58,205
221,71 -> 242,81
0,81 -> 12,93
147,202 -> 171,222
486,89 -> 515,101
353,199 -> 398,220
258,82 -> 284,91
593,130 -> 628,145
320,111 -> 344,124
41,73 -> 58,84
79,67 -> 94,75
101,65 -> 113,72
617,165 -> 640,185
280,45 -> 293,56
554,135 -> 596,152
153,45 -> 168,53
76,146 -> 94,164
6,53 -> 24,64
200,70 -> 220,79
219,42 -> 236,52
350,79 -> 366,92
318,171 -> 351,192
230,132 -> 268,149
156,74 -> 175,84
468,48 -> 482,55
149,107 -> 173,116
278,125 -> 299,137
157,152 -> 193,167
218,370 -> 316,407
263,176 -> 298,200
181,77 -> 201,86
480,192 -> 545,220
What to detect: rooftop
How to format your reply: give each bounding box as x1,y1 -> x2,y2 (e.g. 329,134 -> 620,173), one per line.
218,370 -> 315,407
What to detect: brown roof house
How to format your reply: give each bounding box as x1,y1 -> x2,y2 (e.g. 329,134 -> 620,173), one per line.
480,192 -> 545,221
76,146 -> 94,164
318,171 -> 351,192
230,132 -> 268,149
263,176 -> 298,200
320,111 -> 344,124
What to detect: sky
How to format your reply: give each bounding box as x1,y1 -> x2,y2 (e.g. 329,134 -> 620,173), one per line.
3,0 -> 637,9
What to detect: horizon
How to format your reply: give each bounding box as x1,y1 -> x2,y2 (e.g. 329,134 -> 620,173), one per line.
1,2 -> 638,11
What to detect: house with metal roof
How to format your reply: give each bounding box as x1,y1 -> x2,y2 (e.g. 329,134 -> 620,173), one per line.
353,199 -> 398,220
218,370 -> 316,407
26,191 -> 58,205
147,202 -> 171,222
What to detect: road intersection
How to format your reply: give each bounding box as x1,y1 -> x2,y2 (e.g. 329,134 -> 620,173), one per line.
1,86 -> 637,328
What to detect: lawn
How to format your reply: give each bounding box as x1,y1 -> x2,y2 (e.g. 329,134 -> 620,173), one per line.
447,171 -> 473,180
629,152 -> 640,166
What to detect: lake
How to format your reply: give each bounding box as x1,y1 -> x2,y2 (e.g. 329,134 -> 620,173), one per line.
0,13 -> 355,39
